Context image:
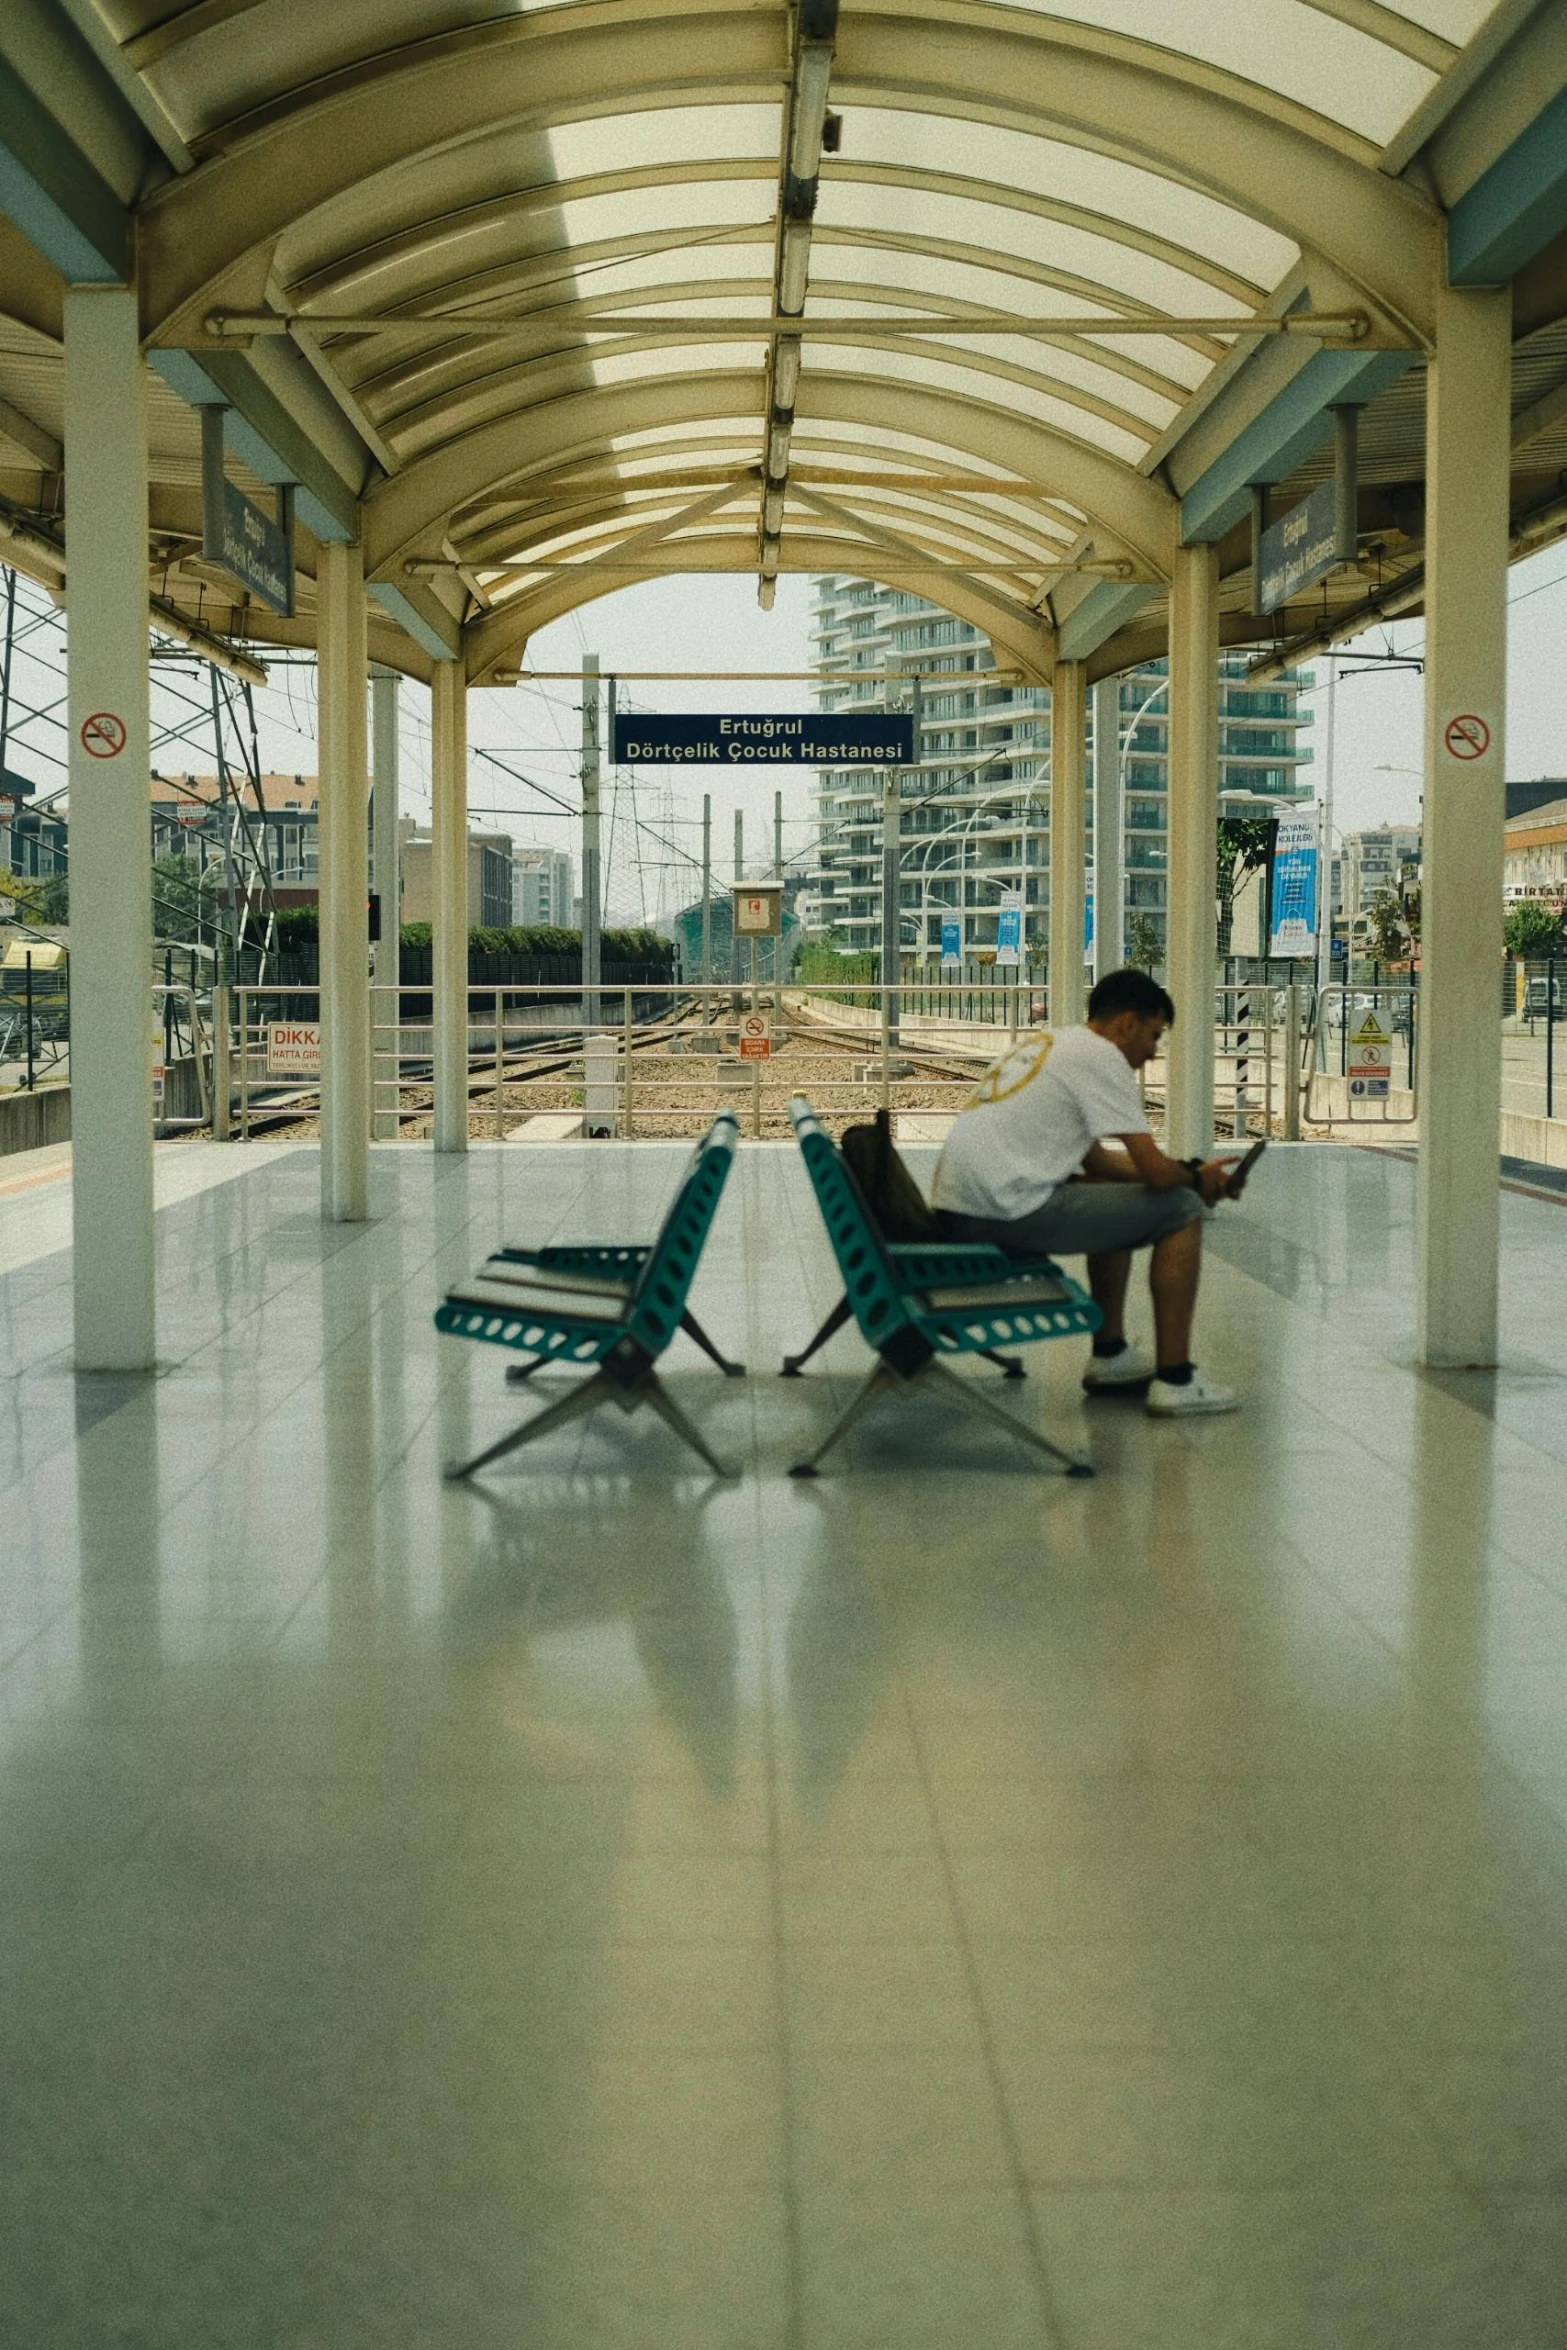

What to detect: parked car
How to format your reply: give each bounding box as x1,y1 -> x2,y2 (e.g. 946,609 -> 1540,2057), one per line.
1524,975 -> 1562,1018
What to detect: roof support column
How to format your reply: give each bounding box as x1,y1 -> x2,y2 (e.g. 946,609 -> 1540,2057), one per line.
64,287 -> 155,1370
1048,661 -> 1087,1026
371,668 -> 401,1139
1092,675 -> 1124,982
431,658 -> 469,1153
318,538 -> 370,1220
1416,283 -> 1510,1367
1164,541 -> 1220,1157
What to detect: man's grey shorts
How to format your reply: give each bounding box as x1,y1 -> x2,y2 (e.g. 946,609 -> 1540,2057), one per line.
936,1180 -> 1205,1260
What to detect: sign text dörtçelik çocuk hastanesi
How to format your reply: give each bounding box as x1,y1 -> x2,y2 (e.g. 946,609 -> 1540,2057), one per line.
610,714 -> 915,765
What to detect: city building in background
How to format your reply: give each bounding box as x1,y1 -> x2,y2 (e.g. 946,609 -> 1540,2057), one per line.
1503,797 -> 1567,911
1335,824 -> 1423,954
398,820 -> 532,931
512,846 -> 574,927
803,580 -> 1313,962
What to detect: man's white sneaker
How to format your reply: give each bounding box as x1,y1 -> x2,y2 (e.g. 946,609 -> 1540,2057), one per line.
1145,1369 -> 1239,1417
1082,1344 -> 1156,1394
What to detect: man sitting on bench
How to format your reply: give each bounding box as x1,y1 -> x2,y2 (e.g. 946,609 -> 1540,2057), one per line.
930,967 -> 1240,1417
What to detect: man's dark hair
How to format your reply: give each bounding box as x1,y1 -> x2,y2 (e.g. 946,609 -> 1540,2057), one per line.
1086,967 -> 1175,1024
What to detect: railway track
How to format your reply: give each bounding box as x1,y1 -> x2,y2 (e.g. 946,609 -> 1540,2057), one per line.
228,996 -> 998,1141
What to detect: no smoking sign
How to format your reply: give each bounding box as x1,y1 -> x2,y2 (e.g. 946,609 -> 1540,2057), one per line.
1443,712 -> 1491,761
80,711 -> 128,759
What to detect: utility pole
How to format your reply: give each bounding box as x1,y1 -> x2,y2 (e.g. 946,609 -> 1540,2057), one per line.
1316,654 -> 1336,1007
700,791 -> 712,987
581,653 -> 601,1020
773,787 -> 784,985
883,664 -> 922,1046
732,807 -> 744,988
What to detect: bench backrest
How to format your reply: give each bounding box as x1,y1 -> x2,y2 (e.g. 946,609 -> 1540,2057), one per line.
623,1109 -> 740,1358
788,1096 -> 913,1353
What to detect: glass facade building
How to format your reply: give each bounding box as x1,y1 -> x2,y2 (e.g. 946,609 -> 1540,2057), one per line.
805,581 -> 1313,962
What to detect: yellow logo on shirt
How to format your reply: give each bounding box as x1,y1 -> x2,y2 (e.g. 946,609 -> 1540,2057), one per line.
964,1034 -> 1053,1107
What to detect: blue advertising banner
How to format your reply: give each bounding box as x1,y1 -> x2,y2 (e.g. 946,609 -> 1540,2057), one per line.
1269,810 -> 1319,956
994,893 -> 1022,967
940,917 -> 961,968
1084,888 -> 1094,954
611,712 -> 914,766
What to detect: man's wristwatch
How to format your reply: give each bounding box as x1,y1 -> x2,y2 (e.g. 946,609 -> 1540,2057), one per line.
1183,1157 -> 1205,1189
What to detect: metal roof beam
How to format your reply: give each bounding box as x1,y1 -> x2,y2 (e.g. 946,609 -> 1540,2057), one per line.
0,48 -> 129,280
1447,82 -> 1567,285
1172,344 -> 1413,545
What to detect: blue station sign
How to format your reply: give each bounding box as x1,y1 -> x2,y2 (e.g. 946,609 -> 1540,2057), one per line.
1257,480 -> 1339,617
611,712 -> 915,766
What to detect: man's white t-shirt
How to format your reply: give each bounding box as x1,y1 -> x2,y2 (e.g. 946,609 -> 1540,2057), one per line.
931,1025 -> 1152,1221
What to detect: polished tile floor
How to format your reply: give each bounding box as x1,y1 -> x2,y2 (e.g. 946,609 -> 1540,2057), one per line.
3,1137 -> 1567,2347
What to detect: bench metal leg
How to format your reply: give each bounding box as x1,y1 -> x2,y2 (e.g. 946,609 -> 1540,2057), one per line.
444,1368 -> 615,1480
638,1372 -> 740,1477
922,1358 -> 1093,1476
981,1348 -> 1027,1380
788,1361 -> 902,1476
782,1293 -> 852,1376
504,1354 -> 550,1385
680,1308 -> 745,1378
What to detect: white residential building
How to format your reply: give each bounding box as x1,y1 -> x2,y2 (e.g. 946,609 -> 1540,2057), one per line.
804,581 -> 1314,962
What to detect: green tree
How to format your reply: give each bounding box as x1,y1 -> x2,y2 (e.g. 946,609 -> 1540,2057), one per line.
1125,912 -> 1162,972
35,870 -> 69,924
149,853 -> 204,943
1216,814 -> 1276,958
1504,900 -> 1564,960
1367,885 -> 1412,964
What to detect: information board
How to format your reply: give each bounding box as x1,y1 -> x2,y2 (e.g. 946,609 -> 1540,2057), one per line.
1348,1010 -> 1391,1100
611,713 -> 914,766
737,1012 -> 772,1060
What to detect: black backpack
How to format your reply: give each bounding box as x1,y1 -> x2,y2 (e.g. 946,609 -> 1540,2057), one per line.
839,1108 -> 940,1242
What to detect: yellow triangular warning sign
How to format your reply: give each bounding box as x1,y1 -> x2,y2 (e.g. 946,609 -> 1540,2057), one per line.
1350,1011 -> 1388,1045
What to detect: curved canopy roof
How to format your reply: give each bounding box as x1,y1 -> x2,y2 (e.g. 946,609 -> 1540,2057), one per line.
2,0 -> 1566,682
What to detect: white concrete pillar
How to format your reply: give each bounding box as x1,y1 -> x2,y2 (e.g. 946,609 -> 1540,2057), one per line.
1048,659 -> 1088,1024
1092,674 -> 1124,981
318,538 -> 370,1220
64,287 -> 155,1370
1164,541 -> 1221,1157
370,667 -> 400,1140
1417,282 -> 1510,1367
431,658 -> 469,1152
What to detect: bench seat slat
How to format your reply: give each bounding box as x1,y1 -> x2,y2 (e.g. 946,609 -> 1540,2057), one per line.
446,1277 -> 628,1323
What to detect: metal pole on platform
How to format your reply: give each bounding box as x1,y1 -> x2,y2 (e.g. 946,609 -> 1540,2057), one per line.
1092,674 -> 1124,980
64,285 -> 155,1367
1165,541 -> 1221,1158
1415,282 -> 1510,1367
371,666 -> 400,1140
431,657 -> 469,1153
318,538 -> 371,1214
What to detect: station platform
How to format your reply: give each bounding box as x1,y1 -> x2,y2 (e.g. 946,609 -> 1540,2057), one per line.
3,1139 -> 1567,2346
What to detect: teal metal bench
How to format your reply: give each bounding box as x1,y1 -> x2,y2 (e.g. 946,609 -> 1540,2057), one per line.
438,1110 -> 742,1480
786,1095 -> 1100,1478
